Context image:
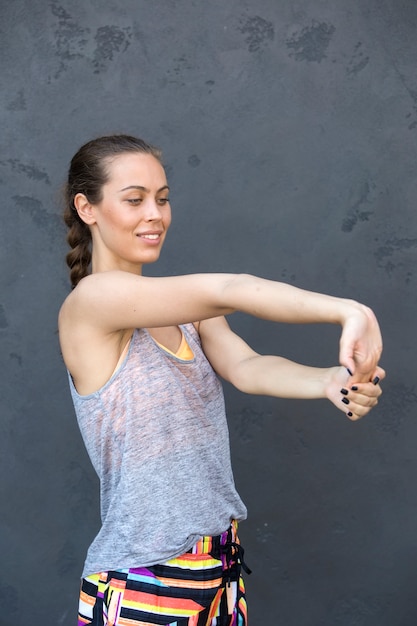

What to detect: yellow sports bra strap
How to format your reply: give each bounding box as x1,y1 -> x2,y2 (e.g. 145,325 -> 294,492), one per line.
155,331 -> 194,361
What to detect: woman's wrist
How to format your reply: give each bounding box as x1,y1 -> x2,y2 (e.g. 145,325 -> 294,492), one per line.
333,298 -> 365,326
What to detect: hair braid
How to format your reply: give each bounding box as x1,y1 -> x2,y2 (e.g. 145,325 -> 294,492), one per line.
63,206 -> 92,288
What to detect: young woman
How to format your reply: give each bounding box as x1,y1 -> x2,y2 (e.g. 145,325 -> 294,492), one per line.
59,135 -> 384,626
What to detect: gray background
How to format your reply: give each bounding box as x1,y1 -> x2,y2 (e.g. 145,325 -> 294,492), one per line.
1,1 -> 416,624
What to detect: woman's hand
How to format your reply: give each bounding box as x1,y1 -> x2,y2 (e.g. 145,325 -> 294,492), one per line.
338,303 -> 383,382
324,365 -> 385,420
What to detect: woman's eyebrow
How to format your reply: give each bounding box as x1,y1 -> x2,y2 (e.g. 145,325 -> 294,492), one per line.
119,185 -> 170,193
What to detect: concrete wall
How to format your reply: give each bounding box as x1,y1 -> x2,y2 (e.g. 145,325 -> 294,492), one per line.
1,1 -> 416,624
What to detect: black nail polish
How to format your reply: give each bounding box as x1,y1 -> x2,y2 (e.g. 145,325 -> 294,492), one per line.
372,376 -> 380,385
347,368 -> 353,376
351,386 -> 358,391
340,388 -> 348,395
347,411 -> 353,417
342,397 -> 350,405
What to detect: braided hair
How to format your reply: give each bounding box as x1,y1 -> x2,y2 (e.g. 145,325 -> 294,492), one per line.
63,134 -> 162,288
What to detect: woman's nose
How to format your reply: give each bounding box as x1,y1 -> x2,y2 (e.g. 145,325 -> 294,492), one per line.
143,199 -> 162,220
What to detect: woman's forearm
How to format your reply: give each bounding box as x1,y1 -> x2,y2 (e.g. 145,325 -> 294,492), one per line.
230,353 -> 383,419
232,354 -> 334,398
221,274 -> 382,381
222,273 -> 366,325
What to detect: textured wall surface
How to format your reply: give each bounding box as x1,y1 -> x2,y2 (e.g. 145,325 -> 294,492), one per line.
1,1 -> 416,624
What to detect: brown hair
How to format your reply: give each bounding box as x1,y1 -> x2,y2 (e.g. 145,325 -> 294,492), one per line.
63,134 -> 162,288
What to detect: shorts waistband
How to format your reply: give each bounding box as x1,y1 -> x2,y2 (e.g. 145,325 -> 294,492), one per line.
186,519 -> 239,556
187,520 -> 251,583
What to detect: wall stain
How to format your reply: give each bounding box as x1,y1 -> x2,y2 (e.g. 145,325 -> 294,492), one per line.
330,592 -> 393,622
387,55 -> 417,130
280,268 -> 297,282
341,180 -> 375,233
286,21 -> 335,63
9,352 -> 22,366
6,89 -> 27,112
346,42 -> 370,76
232,407 -> 271,444
93,25 -> 132,74
405,88 -> 417,130
239,15 -> 274,53
50,1 -> 90,79
406,113 -> 417,130
1,159 -> 50,185
13,195 -> 62,243
166,55 -> 193,86
188,155 -> 201,168
293,426 -> 309,455
50,2 -> 131,77
0,304 -> 9,329
374,237 -> 417,277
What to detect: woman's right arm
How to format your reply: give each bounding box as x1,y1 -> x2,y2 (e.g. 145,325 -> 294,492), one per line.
59,270 -> 382,380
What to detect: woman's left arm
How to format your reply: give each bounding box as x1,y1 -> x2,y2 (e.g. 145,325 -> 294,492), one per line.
198,316 -> 384,420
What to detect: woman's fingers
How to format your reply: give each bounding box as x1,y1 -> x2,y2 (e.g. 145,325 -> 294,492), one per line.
326,364 -> 385,420
340,375 -> 384,420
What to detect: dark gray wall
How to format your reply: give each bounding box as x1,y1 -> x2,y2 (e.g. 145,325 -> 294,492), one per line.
1,1 -> 416,624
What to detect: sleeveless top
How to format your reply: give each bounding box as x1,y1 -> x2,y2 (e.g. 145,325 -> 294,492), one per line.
68,323 -> 247,577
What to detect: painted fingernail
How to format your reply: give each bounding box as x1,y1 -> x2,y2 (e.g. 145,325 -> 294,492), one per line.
342,397 -> 350,405
340,388 -> 348,395
351,386 -> 358,391
347,411 -> 353,417
347,368 -> 353,376
372,376 -> 380,385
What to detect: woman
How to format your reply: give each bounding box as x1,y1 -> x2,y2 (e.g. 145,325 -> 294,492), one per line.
59,135 -> 384,626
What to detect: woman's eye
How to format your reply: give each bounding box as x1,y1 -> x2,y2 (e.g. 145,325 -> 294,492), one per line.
127,198 -> 142,205
158,198 -> 170,205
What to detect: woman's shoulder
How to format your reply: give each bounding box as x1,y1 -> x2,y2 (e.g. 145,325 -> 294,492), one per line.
58,276 -> 91,329
59,272 -> 124,318
58,276 -> 134,395
58,273 -> 127,340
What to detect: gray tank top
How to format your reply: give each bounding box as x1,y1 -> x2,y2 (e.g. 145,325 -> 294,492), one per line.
69,323 -> 247,577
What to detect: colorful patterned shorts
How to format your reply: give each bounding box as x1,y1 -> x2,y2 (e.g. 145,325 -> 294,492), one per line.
78,521 -> 249,626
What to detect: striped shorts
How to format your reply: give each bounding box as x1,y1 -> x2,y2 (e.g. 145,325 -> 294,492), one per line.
78,521 -> 249,626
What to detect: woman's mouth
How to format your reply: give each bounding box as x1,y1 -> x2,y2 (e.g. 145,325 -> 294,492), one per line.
136,232 -> 163,244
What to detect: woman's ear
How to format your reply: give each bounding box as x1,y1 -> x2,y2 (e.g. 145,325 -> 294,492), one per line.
74,193 -> 97,225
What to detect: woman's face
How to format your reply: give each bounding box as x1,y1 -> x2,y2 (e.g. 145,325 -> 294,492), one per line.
88,152 -> 171,273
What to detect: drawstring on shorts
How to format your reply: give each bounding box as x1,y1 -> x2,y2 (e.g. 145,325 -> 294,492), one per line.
221,539 -> 252,587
